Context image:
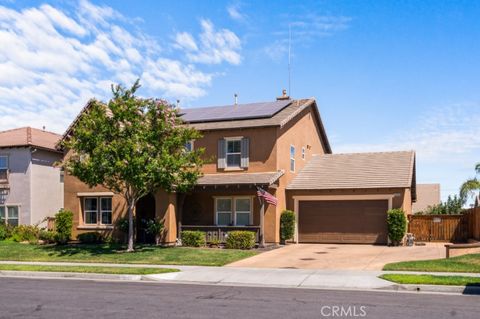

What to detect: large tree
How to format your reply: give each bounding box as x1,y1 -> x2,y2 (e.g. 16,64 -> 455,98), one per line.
62,80 -> 203,251
460,163 -> 480,205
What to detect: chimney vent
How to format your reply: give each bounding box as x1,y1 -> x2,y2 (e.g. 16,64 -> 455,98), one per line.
277,89 -> 290,100
234,93 -> 238,105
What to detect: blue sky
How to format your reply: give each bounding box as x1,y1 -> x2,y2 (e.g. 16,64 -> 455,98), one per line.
1,0 -> 479,202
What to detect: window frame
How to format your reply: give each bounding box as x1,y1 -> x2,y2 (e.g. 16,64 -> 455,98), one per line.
0,155 -> 8,181
185,140 -> 194,152
290,145 -> 296,172
301,147 -> 305,160
214,196 -> 253,226
82,197 -> 113,226
225,137 -> 242,168
0,205 -> 20,226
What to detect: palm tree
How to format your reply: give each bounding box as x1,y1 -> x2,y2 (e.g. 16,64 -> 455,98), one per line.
460,162 -> 480,205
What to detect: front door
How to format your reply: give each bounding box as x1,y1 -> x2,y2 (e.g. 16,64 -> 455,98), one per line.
135,194 -> 156,244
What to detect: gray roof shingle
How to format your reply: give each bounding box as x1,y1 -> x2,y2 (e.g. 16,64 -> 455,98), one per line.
287,151 -> 415,190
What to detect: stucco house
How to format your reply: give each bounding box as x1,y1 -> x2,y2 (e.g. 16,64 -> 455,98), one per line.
0,127 -> 63,227
61,94 -> 416,245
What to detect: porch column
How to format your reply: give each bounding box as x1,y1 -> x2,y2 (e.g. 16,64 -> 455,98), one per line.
259,197 -> 265,248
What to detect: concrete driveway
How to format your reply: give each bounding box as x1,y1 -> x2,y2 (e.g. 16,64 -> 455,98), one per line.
227,243 -> 480,270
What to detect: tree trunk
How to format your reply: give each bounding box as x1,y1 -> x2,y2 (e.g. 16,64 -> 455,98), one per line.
127,200 -> 135,252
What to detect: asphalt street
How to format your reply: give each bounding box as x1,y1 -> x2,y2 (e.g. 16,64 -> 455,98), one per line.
0,277 -> 478,319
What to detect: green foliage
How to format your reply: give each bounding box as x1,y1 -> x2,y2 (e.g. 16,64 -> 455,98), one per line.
419,195 -> 464,215
11,225 -> 40,243
387,209 -> 407,245
225,231 -> 256,250
143,218 -> 164,236
181,230 -> 206,247
460,178 -> 480,204
116,217 -> 132,234
61,80 -> 204,251
54,209 -> 73,244
0,224 -> 13,240
280,210 -> 296,243
39,230 -> 57,244
77,232 -> 104,244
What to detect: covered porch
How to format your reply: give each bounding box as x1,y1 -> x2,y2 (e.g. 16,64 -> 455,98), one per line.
178,171 -> 284,245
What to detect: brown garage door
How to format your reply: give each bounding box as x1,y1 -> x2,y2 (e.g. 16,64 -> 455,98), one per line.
298,200 -> 388,244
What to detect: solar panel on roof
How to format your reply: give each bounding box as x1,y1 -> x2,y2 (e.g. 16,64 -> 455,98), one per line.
180,100 -> 291,123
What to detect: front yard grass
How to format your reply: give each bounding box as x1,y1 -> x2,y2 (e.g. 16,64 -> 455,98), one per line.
380,273 -> 480,286
0,241 -> 257,266
0,264 -> 177,275
383,254 -> 480,273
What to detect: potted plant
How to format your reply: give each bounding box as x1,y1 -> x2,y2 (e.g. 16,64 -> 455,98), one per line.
144,218 -> 165,245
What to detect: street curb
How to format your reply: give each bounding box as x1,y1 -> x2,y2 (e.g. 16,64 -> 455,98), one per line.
379,283 -> 480,295
0,270 -> 143,281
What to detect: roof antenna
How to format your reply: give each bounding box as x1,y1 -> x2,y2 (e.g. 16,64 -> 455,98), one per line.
234,93 -> 238,106
288,23 -> 292,98
42,126 -> 45,131
176,99 -> 180,108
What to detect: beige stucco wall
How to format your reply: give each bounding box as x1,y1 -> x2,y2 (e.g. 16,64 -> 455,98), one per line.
30,149 -> 64,226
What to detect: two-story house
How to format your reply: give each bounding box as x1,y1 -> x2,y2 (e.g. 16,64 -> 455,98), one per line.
62,94 -> 416,245
0,127 -> 63,227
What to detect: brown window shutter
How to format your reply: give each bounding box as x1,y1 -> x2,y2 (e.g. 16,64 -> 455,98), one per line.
218,138 -> 226,169
241,137 -> 249,168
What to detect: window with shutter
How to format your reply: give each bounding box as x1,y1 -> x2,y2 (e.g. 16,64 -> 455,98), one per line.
218,139 -> 226,169
241,137 -> 249,168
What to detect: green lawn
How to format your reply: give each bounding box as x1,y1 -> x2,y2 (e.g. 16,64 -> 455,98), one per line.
0,264 -> 177,275
383,254 -> 480,273
0,241 -> 257,266
380,273 -> 480,286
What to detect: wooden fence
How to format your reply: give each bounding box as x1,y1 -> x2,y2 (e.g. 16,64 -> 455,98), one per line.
408,208 -> 480,242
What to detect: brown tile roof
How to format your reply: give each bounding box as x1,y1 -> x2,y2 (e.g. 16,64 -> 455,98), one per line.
197,170 -> 285,186
0,127 -> 61,152
287,151 -> 416,190
412,184 -> 441,213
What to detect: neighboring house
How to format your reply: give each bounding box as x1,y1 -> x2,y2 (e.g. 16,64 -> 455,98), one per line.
0,127 -> 63,227
61,93 -> 416,245
412,183 -> 441,213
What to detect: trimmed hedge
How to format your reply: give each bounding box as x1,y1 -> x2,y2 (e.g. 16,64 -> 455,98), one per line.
0,224 -> 13,240
387,209 -> 407,245
11,225 -> 39,243
280,210 -> 296,243
54,209 -> 73,244
77,232 -> 104,244
181,230 -> 206,247
225,231 -> 255,250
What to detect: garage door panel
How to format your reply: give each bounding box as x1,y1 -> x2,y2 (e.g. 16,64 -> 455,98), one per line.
298,200 -> 388,244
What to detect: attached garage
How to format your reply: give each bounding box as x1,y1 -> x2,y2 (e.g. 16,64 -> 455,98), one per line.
298,199 -> 388,244
287,151 -> 417,245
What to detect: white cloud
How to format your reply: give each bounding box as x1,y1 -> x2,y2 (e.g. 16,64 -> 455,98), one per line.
264,13 -> 350,61
227,3 -> 246,22
0,1 -> 241,134
174,19 -> 242,65
334,103 -> 480,200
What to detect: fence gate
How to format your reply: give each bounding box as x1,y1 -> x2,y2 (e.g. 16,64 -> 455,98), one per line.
408,215 -> 469,242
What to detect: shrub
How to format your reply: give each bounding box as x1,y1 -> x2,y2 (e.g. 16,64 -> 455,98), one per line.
11,225 -> 40,243
387,209 -> 407,245
280,210 -> 296,243
0,224 -> 13,240
39,229 -> 56,244
144,218 -> 165,245
116,217 -> 134,234
419,195 -> 463,215
181,230 -> 206,247
77,232 -> 103,244
54,209 -> 73,244
225,231 -> 256,249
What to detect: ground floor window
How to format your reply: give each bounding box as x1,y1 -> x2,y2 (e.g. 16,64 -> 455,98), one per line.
83,197 -> 112,226
215,196 -> 252,226
0,205 -> 19,226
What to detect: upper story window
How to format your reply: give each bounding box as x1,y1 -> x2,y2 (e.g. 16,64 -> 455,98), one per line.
301,147 -> 306,160
290,145 -> 296,172
218,137 -> 249,169
83,197 -> 112,226
226,139 -> 242,167
0,156 -> 8,181
185,141 -> 194,152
